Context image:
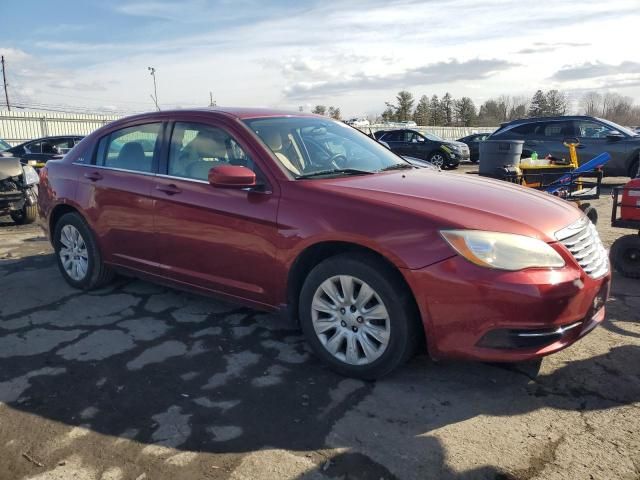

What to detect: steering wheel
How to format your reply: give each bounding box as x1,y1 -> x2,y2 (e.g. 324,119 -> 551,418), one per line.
329,153 -> 348,169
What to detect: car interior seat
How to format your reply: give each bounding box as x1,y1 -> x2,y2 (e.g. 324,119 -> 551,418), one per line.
116,142 -> 150,171
259,128 -> 301,175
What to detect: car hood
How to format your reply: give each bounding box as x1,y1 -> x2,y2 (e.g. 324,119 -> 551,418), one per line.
312,169 -> 583,242
444,141 -> 468,149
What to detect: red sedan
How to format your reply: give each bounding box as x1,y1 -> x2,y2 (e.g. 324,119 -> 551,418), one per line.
38,108 -> 610,378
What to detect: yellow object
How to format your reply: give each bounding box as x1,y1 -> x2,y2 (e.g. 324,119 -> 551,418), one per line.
563,139 -> 580,169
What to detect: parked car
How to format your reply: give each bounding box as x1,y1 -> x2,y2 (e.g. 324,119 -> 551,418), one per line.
399,120 -> 417,127
0,138 -> 11,151
374,129 -> 469,168
4,135 -> 83,168
0,154 -> 39,224
457,133 -> 492,163
345,118 -> 370,128
39,108 -> 609,379
489,116 -> 640,177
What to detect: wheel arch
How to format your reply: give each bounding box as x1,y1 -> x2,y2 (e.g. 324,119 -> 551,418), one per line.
285,241 -> 424,346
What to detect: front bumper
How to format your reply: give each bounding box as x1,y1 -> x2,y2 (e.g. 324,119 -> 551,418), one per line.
403,254 -> 610,362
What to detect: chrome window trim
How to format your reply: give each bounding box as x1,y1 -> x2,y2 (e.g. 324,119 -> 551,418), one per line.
156,173 -> 209,185
72,162 -> 156,177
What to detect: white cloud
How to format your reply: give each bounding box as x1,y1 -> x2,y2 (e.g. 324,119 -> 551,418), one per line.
2,0 -> 640,116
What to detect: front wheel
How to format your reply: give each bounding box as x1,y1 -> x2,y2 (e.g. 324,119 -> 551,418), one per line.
299,253 -> 420,379
610,234 -> 640,279
53,212 -> 115,289
10,204 -> 37,224
428,151 -> 448,169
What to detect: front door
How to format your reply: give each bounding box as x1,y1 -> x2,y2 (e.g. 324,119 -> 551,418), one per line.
76,122 -> 162,272
152,120 -> 280,307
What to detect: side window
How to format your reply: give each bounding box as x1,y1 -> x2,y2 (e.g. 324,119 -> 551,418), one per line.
168,122 -> 255,181
26,141 -> 42,154
383,131 -> 403,142
406,132 -> 422,142
540,121 -> 573,138
510,123 -> 537,136
574,121 -> 613,139
95,123 -> 161,173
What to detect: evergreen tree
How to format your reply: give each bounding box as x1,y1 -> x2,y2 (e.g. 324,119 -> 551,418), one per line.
528,90 -> 548,117
395,90 -> 415,121
441,92 -> 454,126
413,95 -> 430,125
545,90 -> 568,115
429,95 -> 441,125
454,97 -> 477,126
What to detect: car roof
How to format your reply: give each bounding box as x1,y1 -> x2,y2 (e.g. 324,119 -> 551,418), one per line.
126,107 -> 320,122
500,115 -> 605,127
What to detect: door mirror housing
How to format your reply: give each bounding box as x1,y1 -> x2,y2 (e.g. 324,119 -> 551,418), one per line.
606,131 -> 624,141
208,165 -> 256,188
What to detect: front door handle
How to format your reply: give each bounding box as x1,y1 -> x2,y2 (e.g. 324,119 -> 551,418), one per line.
84,171 -> 103,182
156,184 -> 182,195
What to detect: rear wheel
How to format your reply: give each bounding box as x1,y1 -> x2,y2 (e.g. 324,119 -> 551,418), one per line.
610,234 -> 640,279
299,253 -> 420,379
53,212 -> 115,289
10,204 -> 37,224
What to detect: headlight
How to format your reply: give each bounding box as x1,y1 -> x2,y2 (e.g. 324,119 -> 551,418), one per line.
22,164 -> 40,186
440,230 -> 565,270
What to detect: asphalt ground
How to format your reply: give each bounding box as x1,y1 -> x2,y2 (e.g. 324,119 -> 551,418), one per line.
0,164 -> 638,480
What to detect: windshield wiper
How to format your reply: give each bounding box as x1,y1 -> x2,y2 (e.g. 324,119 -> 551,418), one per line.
378,163 -> 415,172
297,168 -> 374,179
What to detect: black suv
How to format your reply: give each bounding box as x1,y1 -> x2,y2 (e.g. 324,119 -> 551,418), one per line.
489,116 -> 640,177
374,129 -> 469,169
4,135 -> 83,169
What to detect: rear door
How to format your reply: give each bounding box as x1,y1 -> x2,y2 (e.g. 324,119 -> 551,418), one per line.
536,120 -> 575,160
75,122 -> 163,272
380,131 -> 410,156
152,119 -> 281,306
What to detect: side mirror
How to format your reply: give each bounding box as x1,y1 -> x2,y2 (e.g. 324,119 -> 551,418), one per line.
208,165 -> 256,188
606,131 -> 624,141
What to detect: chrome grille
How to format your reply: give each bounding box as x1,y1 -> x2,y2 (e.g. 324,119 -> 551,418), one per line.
556,217 -> 608,279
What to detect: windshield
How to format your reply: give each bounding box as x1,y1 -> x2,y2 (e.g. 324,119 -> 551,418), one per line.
244,116 -> 408,178
422,132 -> 444,142
597,118 -> 638,137
0,139 -> 10,151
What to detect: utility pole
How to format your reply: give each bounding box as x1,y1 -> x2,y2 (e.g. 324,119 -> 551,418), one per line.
209,91 -> 216,107
147,66 -> 159,111
1,56 -> 10,111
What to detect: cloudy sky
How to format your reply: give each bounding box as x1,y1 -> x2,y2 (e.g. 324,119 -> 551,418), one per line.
1,0 -> 639,117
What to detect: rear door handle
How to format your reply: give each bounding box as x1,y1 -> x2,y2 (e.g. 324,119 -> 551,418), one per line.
83,171 -> 103,182
156,184 -> 182,195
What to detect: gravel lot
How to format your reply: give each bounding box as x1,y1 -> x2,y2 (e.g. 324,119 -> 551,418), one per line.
0,165 -> 638,480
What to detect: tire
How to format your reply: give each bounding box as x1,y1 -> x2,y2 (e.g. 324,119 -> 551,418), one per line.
428,151 -> 448,169
579,203 -> 598,225
10,204 -> 37,225
53,212 -> 115,289
299,253 -> 421,379
610,234 -> 640,279
630,158 -> 639,179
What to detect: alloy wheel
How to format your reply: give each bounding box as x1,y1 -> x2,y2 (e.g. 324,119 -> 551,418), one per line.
430,153 -> 445,168
59,224 -> 89,281
311,275 -> 391,365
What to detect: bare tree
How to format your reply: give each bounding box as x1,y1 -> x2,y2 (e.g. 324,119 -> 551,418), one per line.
328,106 -> 341,120
580,92 -> 602,116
